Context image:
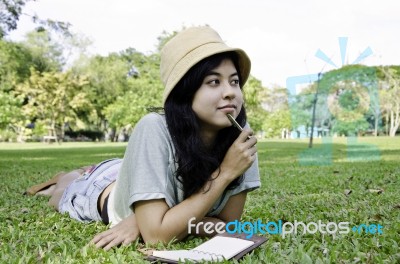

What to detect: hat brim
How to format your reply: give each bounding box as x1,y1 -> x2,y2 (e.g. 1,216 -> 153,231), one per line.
163,42 -> 251,104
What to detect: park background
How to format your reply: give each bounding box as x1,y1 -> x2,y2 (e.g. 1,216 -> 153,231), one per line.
1,0 -> 399,263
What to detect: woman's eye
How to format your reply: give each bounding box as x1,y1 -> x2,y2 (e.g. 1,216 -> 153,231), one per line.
208,79 -> 220,85
231,79 -> 240,85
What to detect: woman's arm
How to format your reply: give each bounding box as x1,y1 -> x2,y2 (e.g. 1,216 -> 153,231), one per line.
134,130 -> 256,244
188,191 -> 248,237
217,191 -> 247,222
134,174 -> 230,243
89,192 -> 247,249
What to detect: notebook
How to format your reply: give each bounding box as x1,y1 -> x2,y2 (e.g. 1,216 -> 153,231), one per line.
147,233 -> 267,263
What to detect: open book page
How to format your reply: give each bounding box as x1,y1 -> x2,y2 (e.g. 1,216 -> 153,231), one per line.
152,249 -> 224,262
152,236 -> 255,262
192,236 -> 254,259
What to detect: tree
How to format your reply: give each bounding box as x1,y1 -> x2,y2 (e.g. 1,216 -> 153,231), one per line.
314,65 -> 379,136
102,52 -> 164,139
262,109 -> 291,138
261,85 -> 292,138
0,39 -> 34,92
0,91 -> 23,128
103,79 -> 162,134
1,29 -> 79,92
0,90 -> 27,141
16,69 -> 92,141
21,30 -> 65,72
73,53 -> 137,130
288,85 -> 318,133
379,66 -> 400,136
262,85 -> 288,112
1,0 -> 71,39
71,47 -> 164,139
242,76 -> 268,132
0,0 -> 27,38
156,29 -> 179,52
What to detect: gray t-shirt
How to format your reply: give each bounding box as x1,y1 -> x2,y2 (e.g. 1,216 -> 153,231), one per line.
109,113 -> 260,225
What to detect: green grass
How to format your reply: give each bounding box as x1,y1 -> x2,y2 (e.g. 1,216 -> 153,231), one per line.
1,138 -> 399,263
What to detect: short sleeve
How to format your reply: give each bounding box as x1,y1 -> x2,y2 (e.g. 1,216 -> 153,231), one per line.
112,113 -> 177,220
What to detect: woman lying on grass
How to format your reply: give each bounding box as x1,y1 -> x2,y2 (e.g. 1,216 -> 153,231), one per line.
26,26 -> 260,250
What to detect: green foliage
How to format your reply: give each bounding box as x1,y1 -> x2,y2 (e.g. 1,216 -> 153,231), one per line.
319,65 -> 378,135
29,119 -> 47,137
21,30 -> 65,72
287,65 -> 392,137
78,53 -> 132,122
0,91 -> 23,129
332,119 -> 370,136
156,29 -> 179,52
73,49 -> 163,133
262,109 -> 291,138
288,91 -> 314,130
15,69 -> 92,139
103,78 -> 163,129
377,66 -> 400,136
0,0 -> 28,38
0,128 -> 16,142
243,76 -> 268,132
1,138 -> 399,263
1,26 -> 399,140
0,0 -> 71,39
0,39 -> 34,91
260,85 -> 292,137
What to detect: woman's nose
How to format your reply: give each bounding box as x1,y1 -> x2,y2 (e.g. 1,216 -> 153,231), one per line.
222,82 -> 236,99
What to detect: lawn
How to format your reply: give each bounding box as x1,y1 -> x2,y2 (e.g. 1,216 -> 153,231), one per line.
0,138 -> 399,263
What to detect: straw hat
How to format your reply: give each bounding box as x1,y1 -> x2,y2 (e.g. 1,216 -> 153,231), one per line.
160,26 -> 251,104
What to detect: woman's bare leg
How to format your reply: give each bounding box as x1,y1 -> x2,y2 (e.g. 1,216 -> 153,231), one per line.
48,168 -> 88,211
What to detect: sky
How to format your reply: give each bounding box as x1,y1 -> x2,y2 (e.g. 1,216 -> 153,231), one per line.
7,0 -> 400,87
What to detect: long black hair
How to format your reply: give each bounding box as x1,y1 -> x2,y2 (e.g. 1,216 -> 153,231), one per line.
164,51 -> 247,199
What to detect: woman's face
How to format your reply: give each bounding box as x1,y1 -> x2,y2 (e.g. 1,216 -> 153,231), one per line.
192,58 -> 244,134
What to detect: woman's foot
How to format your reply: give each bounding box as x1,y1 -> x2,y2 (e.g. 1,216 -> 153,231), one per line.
36,185 -> 57,196
24,171 -> 66,195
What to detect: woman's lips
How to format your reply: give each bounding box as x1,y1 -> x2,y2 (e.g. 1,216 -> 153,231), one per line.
217,106 -> 236,113
218,104 -> 236,110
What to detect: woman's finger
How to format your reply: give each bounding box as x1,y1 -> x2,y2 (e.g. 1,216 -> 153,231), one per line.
103,237 -> 124,251
90,229 -> 112,244
94,233 -> 116,249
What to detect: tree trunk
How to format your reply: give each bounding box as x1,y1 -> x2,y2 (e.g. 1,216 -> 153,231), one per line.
389,109 -> 400,137
385,112 -> 389,135
60,122 -> 65,142
51,120 -> 59,144
374,114 -> 379,136
389,103 -> 400,137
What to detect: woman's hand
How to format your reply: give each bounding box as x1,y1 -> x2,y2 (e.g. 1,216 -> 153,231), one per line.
220,129 -> 257,181
90,213 -> 140,251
